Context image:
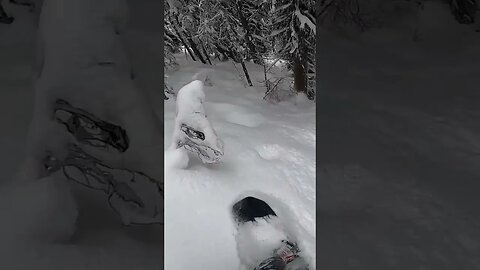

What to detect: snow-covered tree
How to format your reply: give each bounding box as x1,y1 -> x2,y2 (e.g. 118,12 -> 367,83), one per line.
164,0 -> 179,99
166,0 -> 316,101
270,0 -> 316,99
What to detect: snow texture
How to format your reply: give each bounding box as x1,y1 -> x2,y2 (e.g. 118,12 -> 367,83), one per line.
235,216 -> 288,269
165,56 -> 316,270
169,78 -> 224,165
230,193 -> 308,270
23,0 -> 163,183
18,0 -> 164,225
164,147 -> 189,170
0,0 -> 163,269
318,2 -> 480,269
0,175 -> 78,243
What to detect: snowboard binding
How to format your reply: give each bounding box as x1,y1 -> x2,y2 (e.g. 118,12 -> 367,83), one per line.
255,240 -> 301,270
232,196 -> 309,270
177,123 -> 223,164
54,99 -> 129,152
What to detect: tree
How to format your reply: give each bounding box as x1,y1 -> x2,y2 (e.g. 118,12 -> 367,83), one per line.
165,0 -> 316,100
271,0 -> 316,99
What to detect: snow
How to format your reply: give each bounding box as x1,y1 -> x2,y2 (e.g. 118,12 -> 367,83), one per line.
318,2 -> 480,269
169,79 -> 224,164
165,147 -> 189,170
1,0 -> 163,269
165,56 -> 316,269
18,0 -> 165,227
295,7 -> 315,34
235,216 -> 288,269
1,0 -> 314,268
0,175 -> 78,243
27,0 -> 163,182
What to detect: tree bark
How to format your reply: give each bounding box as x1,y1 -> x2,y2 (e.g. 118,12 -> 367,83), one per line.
226,48 -> 239,63
171,22 -> 196,61
201,43 -> 212,65
186,37 -> 207,64
172,14 -> 206,63
292,5 -> 308,95
171,15 -> 205,63
235,0 -> 261,64
293,55 -> 306,93
213,43 -> 229,61
240,60 -> 253,87
227,48 -> 253,86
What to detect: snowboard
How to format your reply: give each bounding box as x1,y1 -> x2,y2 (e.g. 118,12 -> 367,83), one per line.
232,196 -> 310,270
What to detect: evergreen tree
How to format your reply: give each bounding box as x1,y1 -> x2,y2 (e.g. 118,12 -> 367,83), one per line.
165,0 -> 316,101
270,0 -> 316,99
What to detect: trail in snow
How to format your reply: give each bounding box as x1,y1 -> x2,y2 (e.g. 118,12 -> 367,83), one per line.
164,56 -> 316,270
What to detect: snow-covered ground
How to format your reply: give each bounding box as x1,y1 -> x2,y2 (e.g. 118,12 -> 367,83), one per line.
0,1 -> 164,269
164,57 -> 316,269
318,2 -> 480,269
0,1 -> 315,269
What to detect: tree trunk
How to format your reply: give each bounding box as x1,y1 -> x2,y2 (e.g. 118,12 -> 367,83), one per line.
171,15 -> 206,64
235,0 -> 261,64
171,15 -> 201,62
240,60 -> 253,87
293,55 -> 306,93
213,44 -> 228,61
171,23 -> 196,61
226,48 -> 240,63
292,7 -> 308,95
201,43 -> 212,65
186,37 -> 206,64
227,48 -> 253,87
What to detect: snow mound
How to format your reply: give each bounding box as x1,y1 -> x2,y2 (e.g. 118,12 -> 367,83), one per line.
170,79 -> 224,164
0,175 -> 78,243
164,147 -> 189,170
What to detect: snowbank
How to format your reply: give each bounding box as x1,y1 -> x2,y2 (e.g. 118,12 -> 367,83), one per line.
165,56 -> 316,269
